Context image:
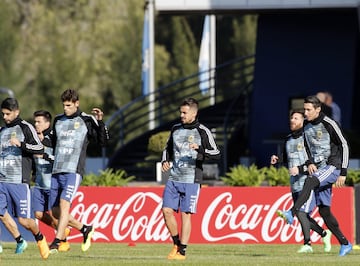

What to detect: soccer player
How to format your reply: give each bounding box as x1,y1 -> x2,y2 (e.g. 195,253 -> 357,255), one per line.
49,89 -> 108,253
161,98 -> 220,260
271,110 -> 331,253
278,95 -> 352,256
33,110 -> 73,251
0,98 -> 49,259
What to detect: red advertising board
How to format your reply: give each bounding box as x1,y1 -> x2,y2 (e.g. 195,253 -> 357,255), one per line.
39,186 -> 354,244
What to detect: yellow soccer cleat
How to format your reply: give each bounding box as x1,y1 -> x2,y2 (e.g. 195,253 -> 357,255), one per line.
167,245 -> 179,259
37,236 -> 49,259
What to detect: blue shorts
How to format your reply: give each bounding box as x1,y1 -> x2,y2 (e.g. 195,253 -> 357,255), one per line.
50,173 -> 82,208
293,189 -> 316,214
162,180 -> 200,213
310,165 -> 337,207
32,187 -> 50,212
312,165 -> 339,187
315,185 -> 332,206
0,182 -> 32,218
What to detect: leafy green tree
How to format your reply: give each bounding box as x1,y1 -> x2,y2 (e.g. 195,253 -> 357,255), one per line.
0,1 -> 19,95
231,15 -> 257,58
2,0 -> 151,120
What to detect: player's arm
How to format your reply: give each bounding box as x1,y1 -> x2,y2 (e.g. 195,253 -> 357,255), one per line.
198,125 -> 220,161
326,120 -> 349,186
161,129 -> 174,172
19,122 -> 44,154
86,114 -> 109,146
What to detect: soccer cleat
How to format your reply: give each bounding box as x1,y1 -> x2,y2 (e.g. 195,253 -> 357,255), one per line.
322,229 -> 332,252
276,210 -> 294,225
339,243 -> 352,256
167,245 -> 179,259
37,236 -> 50,259
58,227 -> 71,252
59,240 -> 70,252
65,227 -> 71,238
297,244 -> 313,253
81,225 -> 95,252
15,240 -> 28,254
168,252 -> 186,260
49,240 -> 59,255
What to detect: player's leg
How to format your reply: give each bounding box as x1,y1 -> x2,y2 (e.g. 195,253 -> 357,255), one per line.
280,166 -> 337,224
172,183 -> 200,260
33,187 -> 57,229
50,173 -> 82,251
296,189 -> 318,253
319,204 -> 352,256
162,181 -> 181,259
291,177 -> 319,216
12,183 -> 49,259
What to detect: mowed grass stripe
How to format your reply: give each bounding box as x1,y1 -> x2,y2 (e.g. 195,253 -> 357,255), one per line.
0,243 -> 358,265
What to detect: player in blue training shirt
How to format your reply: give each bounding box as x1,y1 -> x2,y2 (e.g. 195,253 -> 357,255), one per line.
161,98 -> 220,260
278,95 -> 352,256
271,110 -> 331,253
49,89 -> 108,253
0,98 -> 49,259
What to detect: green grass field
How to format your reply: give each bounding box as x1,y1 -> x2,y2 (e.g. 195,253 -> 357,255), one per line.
0,242 -> 358,266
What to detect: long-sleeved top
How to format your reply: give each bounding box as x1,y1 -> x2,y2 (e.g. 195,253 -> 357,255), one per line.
0,117 -> 43,184
304,112 -> 349,176
52,109 -> 109,176
162,119 -> 220,183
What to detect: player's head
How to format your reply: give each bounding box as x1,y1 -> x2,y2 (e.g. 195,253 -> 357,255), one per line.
289,109 -> 304,131
61,89 -> 79,117
180,98 -> 198,125
33,110 -> 52,134
304,95 -> 321,121
1,98 -> 20,124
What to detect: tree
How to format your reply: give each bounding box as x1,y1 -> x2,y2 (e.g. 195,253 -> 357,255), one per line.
0,1 -> 19,97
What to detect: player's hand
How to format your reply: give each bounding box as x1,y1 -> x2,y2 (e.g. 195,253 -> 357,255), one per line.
162,161 -> 171,172
92,108 -> 104,121
307,164 -> 317,175
289,166 -> 299,176
270,155 -> 278,165
335,175 -> 346,188
189,143 -> 199,150
9,137 -> 21,147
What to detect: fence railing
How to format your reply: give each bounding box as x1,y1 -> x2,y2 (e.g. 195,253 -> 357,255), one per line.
105,55 -> 255,160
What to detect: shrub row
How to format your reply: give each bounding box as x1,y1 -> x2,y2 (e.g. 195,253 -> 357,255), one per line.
221,164 -> 360,187
82,168 -> 135,186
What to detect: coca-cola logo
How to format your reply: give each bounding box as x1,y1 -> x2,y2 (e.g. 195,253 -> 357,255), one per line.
70,191 -> 170,242
202,192 -> 323,243
67,189 -> 325,244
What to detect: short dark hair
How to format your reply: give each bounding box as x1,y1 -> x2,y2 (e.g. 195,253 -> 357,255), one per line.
304,95 -> 321,109
1,98 -> 19,111
290,109 -> 304,118
61,89 -> 79,103
181,98 -> 199,110
34,110 -> 52,122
